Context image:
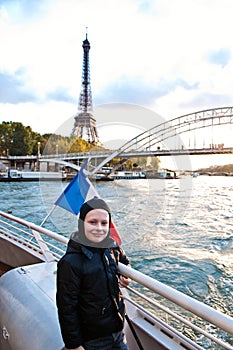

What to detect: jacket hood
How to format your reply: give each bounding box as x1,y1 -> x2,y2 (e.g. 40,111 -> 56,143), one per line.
77,197 -> 112,247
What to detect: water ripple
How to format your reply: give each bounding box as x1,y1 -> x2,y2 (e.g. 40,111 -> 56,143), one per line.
1,175 -> 232,323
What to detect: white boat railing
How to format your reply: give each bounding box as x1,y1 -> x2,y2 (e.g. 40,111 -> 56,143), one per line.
0,211 -> 232,349
118,263 -> 233,350
0,210 -> 68,261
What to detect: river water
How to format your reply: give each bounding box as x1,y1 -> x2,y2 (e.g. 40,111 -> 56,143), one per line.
1,175 -> 232,346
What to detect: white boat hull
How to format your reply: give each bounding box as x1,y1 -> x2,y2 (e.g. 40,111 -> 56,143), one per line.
0,262 -> 64,350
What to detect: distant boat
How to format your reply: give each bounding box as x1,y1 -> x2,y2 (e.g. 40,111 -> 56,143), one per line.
94,167 -> 146,180
111,170 -> 146,179
95,174 -> 114,181
94,169 -> 178,180
0,169 -> 65,182
145,169 -> 177,179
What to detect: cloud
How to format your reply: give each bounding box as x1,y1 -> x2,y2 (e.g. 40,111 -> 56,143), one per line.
0,70 -> 36,103
136,0 -> 158,15
94,76 -> 199,107
180,92 -> 232,111
0,100 -> 76,134
47,87 -> 76,103
1,0 -> 233,142
207,48 -> 231,67
95,77 -> 166,105
0,0 -> 49,23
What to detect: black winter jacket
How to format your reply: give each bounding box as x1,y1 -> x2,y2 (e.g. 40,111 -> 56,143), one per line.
56,237 -> 130,349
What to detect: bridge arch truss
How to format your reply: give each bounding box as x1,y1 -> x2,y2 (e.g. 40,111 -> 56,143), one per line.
90,107 -> 233,174
118,106 -> 233,153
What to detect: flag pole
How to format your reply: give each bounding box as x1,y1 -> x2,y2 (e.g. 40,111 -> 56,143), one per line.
40,205 -> 57,227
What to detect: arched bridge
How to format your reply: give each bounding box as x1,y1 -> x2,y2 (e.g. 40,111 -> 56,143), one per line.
40,106 -> 233,174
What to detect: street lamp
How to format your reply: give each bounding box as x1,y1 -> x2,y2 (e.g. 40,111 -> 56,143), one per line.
37,142 -> 41,171
56,144 -> 58,155
37,142 -> 41,158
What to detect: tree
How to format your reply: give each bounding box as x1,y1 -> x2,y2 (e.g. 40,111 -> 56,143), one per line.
0,122 -> 13,156
10,122 -> 31,155
0,121 -> 44,156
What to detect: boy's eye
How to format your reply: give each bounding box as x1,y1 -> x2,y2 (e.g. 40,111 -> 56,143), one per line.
88,220 -> 108,225
89,220 -> 97,224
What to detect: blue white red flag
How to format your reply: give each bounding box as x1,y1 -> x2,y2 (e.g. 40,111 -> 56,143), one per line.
55,160 -> 122,245
55,159 -> 96,215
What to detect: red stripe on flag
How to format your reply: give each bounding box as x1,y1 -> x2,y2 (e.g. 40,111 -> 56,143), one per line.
110,221 -> 122,246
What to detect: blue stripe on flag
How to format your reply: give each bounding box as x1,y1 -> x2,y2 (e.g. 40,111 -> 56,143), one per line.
55,161 -> 91,215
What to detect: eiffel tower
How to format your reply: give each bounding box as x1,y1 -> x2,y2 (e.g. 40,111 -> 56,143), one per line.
71,32 -> 99,143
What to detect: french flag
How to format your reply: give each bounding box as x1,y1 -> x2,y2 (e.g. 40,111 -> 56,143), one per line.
55,160 -> 122,245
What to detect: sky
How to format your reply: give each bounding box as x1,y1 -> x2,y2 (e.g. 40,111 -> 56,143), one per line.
0,0 -> 233,170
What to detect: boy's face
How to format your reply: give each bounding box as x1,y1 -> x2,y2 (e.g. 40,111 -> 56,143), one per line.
84,209 -> 109,243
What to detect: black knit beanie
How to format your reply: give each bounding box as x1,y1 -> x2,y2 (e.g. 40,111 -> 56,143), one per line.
79,196 -> 111,222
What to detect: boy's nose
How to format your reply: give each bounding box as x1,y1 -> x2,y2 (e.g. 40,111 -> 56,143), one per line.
96,222 -> 102,230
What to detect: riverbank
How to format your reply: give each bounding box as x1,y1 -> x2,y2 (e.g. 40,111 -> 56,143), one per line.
197,163 -> 233,176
